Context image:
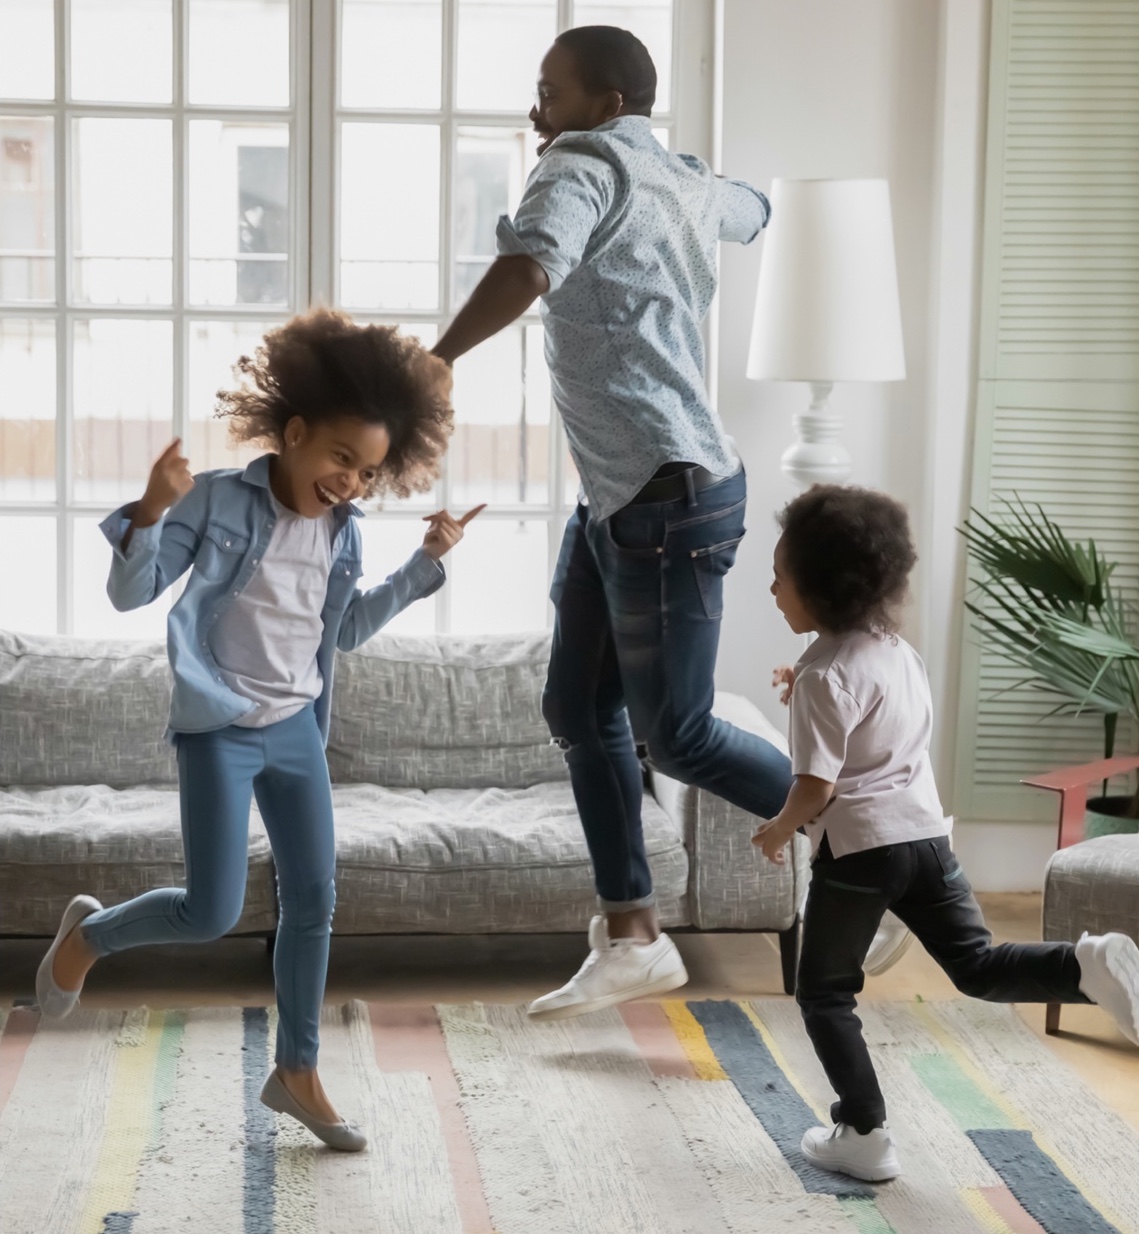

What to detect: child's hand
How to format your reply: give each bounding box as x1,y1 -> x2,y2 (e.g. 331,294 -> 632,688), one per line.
421,504 -> 486,561
772,665 -> 795,705
752,816 -> 797,864
137,439 -> 194,525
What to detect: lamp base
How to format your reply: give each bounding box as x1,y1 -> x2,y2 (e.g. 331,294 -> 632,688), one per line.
780,381 -> 852,489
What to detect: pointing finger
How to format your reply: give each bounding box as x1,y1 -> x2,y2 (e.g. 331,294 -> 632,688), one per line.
458,503 -> 487,527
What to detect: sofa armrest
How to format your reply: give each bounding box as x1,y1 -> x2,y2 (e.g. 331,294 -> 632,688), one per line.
648,690 -> 808,930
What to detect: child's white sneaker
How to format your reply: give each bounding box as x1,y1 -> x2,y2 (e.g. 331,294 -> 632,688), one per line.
863,911 -> 914,977
1076,931 -> 1139,1045
527,915 -> 688,1021
800,1122 -> 901,1182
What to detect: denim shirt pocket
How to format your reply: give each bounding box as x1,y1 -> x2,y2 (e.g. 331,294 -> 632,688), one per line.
325,549 -> 363,610
194,521 -> 250,584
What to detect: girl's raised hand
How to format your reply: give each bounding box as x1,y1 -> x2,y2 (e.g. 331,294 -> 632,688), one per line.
421,503 -> 486,561
772,664 -> 796,706
138,439 -> 194,523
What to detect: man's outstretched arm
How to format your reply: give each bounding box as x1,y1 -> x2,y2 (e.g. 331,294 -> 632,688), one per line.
431,255 -> 550,365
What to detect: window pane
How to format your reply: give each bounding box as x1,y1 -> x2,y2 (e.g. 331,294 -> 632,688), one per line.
73,514 -> 170,639
341,0 -> 441,110
189,0 -> 290,107
70,0 -> 172,104
454,125 -> 538,300
0,116 -> 54,302
0,0 -> 54,101
564,442 -> 580,506
0,318 -> 54,500
189,122 -> 290,307
73,118 -> 172,305
451,324 -> 551,508
73,319 -> 173,504
574,2 -> 673,112
448,518 -> 548,633
356,515 -> 437,634
188,319 -> 278,472
0,516 -> 56,634
340,123 -> 439,310
456,0 -> 555,113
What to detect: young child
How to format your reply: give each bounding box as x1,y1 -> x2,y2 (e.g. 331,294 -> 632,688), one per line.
36,309 -> 480,1152
756,483 -> 1139,1183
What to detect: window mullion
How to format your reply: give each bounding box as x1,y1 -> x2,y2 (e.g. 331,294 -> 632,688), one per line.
307,0 -> 332,307
172,0 -> 187,447
558,0 -> 573,34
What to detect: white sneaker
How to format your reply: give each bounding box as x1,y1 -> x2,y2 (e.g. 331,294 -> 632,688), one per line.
801,1122 -> 901,1182
1076,931 -> 1139,1045
528,915 -> 688,1022
863,912 -> 915,977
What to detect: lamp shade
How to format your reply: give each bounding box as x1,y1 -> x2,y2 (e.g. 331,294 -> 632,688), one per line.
747,178 -> 905,383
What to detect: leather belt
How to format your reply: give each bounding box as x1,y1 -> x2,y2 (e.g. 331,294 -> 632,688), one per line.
628,460 -> 739,505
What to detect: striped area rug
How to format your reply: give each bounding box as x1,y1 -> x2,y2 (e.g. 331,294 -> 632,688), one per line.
1,998 -> 1136,1234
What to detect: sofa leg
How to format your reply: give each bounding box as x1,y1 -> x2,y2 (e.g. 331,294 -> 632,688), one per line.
778,916 -> 800,996
1045,1001 -> 1061,1035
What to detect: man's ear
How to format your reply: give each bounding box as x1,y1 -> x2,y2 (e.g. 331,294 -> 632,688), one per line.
603,89 -> 624,121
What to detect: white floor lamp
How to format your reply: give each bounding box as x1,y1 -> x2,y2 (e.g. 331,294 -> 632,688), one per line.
746,178 -> 906,489
747,178 -> 914,976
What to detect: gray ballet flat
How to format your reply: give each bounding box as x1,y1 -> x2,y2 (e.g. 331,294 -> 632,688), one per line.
260,1069 -> 368,1152
35,894 -> 102,1020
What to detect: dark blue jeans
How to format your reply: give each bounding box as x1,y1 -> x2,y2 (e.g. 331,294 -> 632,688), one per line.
544,466 -> 793,910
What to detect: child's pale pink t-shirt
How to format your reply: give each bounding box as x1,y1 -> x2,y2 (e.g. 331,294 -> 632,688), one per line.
790,630 -> 949,858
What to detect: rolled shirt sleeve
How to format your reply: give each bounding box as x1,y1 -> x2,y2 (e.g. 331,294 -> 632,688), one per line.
789,671 -> 861,782
717,178 -> 771,244
495,145 -> 614,293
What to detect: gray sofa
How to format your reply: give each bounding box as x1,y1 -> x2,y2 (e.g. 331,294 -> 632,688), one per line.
0,629 -> 807,987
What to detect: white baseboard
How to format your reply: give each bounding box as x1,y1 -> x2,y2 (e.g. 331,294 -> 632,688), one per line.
952,821 -> 1056,892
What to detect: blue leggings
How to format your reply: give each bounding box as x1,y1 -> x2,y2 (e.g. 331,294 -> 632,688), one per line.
81,705 -> 335,1071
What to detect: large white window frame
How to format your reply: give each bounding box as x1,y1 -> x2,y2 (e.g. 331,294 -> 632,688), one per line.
0,0 -> 713,637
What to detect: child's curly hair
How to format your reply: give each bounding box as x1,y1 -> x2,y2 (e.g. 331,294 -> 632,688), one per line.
777,485 -> 917,635
215,309 -> 453,500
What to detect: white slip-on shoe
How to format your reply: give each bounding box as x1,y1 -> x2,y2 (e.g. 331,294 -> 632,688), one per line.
527,915 -> 689,1022
1076,931 -> 1139,1046
35,894 -> 102,1020
260,1070 -> 368,1152
801,1122 -> 901,1182
863,912 -> 915,977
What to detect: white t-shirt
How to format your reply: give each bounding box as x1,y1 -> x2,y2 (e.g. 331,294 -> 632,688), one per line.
790,630 -> 949,858
210,496 -> 334,728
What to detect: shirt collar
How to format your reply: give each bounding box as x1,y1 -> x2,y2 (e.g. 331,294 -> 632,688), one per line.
240,452 -> 363,521
795,631 -> 844,672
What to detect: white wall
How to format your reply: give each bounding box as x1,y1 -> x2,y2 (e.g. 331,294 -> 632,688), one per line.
708,1 -> 1039,885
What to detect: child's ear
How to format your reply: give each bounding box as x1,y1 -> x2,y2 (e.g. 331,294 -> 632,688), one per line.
282,415 -> 307,450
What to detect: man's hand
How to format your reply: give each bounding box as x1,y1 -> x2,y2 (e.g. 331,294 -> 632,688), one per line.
421,504 -> 486,560
752,816 -> 798,864
772,665 -> 795,706
137,438 -> 194,527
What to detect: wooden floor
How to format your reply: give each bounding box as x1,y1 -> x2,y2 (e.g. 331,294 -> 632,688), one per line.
3,892 -> 1136,1132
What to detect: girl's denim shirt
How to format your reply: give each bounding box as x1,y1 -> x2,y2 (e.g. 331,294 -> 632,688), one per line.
99,453 -> 444,743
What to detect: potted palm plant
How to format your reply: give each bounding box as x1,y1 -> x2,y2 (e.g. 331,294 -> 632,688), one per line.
959,497 -> 1139,833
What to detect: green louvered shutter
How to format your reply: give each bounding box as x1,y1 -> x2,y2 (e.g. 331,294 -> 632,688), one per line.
954,0 -> 1139,823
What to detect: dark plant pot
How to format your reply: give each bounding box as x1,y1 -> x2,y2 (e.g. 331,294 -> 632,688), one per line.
1085,795 -> 1139,840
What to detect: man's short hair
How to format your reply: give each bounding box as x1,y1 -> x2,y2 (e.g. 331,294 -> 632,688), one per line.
555,25 -> 657,117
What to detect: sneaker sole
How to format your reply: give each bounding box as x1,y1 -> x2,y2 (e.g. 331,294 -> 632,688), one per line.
527,966 -> 689,1023
864,927 -> 915,977
801,1141 -> 901,1182
1102,934 -> 1139,1045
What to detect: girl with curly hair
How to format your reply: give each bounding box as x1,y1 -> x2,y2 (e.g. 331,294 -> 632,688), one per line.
37,309 -> 478,1152
756,484 -> 1139,1183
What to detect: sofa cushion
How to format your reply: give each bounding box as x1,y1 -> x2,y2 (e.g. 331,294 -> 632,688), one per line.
327,782 -> 689,932
0,631 -> 175,788
0,785 -> 277,935
327,632 -> 568,789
